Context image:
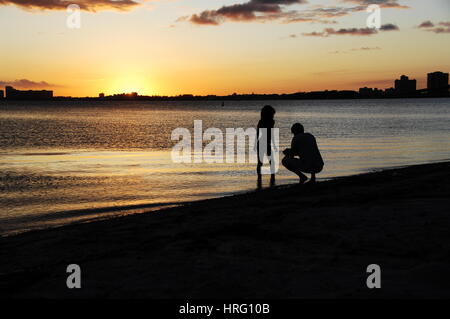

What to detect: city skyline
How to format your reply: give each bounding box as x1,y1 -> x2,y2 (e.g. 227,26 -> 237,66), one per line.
0,0 -> 449,97
2,70 -> 448,99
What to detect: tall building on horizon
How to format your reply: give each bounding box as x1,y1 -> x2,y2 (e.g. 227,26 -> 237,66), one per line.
427,71 -> 449,96
395,75 -> 416,96
0,90 -> 4,99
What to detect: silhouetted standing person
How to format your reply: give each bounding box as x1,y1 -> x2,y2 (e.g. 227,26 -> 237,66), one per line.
282,123 -> 324,184
256,105 -> 276,186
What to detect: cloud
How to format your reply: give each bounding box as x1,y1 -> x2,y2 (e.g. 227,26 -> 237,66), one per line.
188,0 -> 308,25
341,0 -> 409,9
282,6 -> 369,24
302,24 -> 399,37
185,0 -> 409,26
188,3 -> 354,25
418,21 -> 434,28
328,47 -> 381,54
302,30 -> 331,37
0,79 -> 62,89
417,21 -> 450,34
379,23 -> 399,31
282,17 -> 338,24
187,4 -> 352,26
429,27 -> 450,34
327,27 -> 378,36
352,46 -> 381,51
326,47 -> 381,54
0,0 -> 141,12
189,11 -> 221,25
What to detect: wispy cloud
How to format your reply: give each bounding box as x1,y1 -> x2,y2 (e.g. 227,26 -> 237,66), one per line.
417,20 -> 450,34
302,24 -> 399,37
341,0 -> 409,9
184,0 -> 408,26
302,31 -> 331,37
418,21 -> 434,28
0,79 -> 62,89
186,0 -> 308,25
352,46 -> 382,51
0,0 -> 141,12
326,47 -> 381,54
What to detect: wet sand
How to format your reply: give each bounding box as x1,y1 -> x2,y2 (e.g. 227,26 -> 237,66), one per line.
1,161 -> 450,298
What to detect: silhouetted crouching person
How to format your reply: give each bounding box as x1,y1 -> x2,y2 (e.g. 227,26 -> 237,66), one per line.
282,123 -> 324,184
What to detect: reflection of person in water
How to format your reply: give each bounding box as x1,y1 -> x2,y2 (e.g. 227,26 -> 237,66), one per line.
282,123 -> 324,185
256,105 -> 276,185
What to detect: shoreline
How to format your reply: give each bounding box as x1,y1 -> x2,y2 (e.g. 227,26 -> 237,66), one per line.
1,161 -> 450,298
1,96 -> 449,103
2,160 -> 446,238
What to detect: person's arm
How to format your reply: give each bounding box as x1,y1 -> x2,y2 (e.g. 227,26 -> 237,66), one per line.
268,124 -> 280,153
290,136 -> 301,158
254,125 -> 259,152
269,122 -> 279,153
254,122 -> 261,153
282,138 -> 295,158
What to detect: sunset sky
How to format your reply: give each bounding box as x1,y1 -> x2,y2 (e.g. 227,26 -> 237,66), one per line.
0,0 -> 449,97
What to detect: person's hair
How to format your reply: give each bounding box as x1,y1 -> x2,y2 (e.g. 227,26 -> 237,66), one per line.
260,105 -> 276,121
291,123 -> 304,134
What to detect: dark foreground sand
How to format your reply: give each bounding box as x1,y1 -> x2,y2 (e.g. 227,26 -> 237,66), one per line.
1,162 -> 450,298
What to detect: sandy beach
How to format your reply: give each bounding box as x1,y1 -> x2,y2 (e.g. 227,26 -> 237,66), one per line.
1,161 -> 450,298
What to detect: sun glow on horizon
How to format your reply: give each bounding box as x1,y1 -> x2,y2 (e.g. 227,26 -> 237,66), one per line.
108,75 -> 154,96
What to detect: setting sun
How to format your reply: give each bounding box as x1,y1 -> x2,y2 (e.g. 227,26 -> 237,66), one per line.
108,75 -> 153,95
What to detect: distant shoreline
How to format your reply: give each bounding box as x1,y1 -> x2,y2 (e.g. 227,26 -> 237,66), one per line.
1,161 -> 450,298
1,95 -> 449,103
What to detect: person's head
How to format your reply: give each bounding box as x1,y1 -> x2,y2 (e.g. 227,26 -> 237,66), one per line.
260,105 -> 276,121
291,123 -> 304,135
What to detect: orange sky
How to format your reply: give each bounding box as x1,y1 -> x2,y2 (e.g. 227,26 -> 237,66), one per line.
0,0 -> 449,96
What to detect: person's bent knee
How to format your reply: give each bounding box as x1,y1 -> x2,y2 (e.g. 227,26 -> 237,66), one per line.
315,165 -> 323,174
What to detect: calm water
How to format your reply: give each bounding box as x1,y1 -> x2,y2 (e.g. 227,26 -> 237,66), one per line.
1,98 -> 449,235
